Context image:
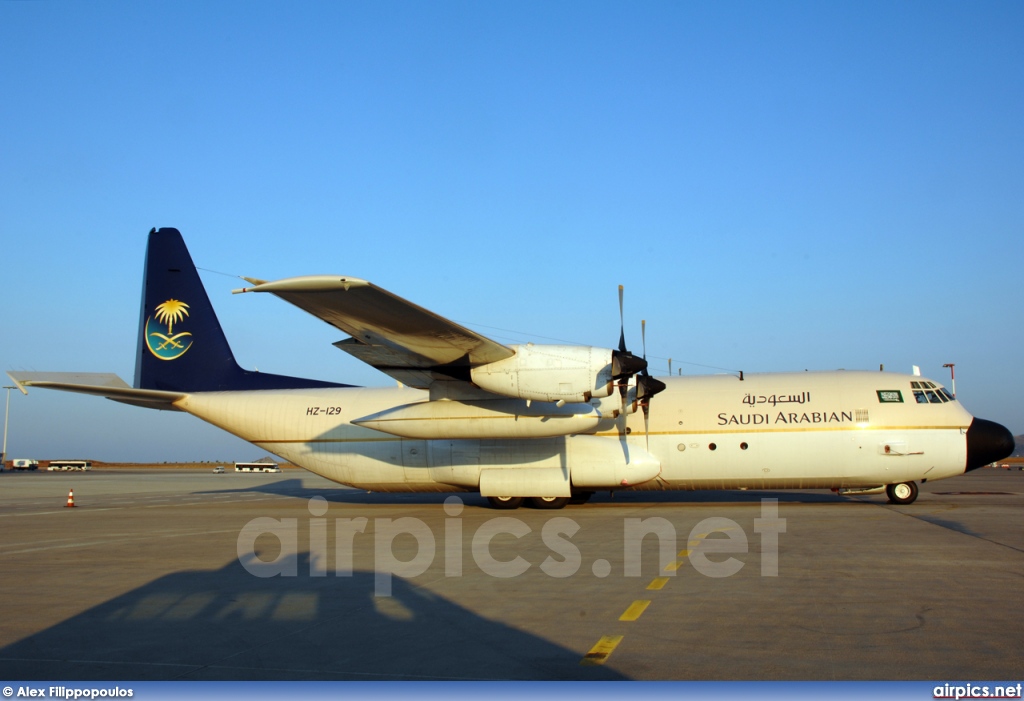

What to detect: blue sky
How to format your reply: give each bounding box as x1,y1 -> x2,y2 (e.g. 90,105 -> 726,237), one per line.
2,1 -> 1021,461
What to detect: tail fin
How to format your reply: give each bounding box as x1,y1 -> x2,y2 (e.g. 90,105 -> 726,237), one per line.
134,228 -> 346,392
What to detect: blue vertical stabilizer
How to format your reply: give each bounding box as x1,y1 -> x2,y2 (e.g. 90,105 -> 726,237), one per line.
133,228 -> 347,392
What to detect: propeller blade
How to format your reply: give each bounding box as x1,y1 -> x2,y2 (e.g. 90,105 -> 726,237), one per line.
617,285 -> 626,353
636,374 -> 666,451
641,319 -> 647,361
642,398 -> 651,451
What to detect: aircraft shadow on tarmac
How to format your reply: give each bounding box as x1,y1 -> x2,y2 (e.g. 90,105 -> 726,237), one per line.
194,478 -> 326,499
0,553 -> 628,681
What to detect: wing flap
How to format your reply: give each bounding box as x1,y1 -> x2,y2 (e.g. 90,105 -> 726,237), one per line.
332,339 -> 444,388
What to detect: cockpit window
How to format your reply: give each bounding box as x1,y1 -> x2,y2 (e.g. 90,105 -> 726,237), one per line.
911,382 -> 956,404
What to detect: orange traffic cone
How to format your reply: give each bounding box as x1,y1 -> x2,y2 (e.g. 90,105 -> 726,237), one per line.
65,489 -> 76,508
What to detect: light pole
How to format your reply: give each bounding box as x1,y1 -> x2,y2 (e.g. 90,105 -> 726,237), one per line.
2,385 -> 14,469
943,364 -> 956,398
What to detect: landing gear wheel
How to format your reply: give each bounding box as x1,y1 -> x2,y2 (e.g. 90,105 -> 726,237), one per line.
529,496 -> 570,510
886,481 -> 918,505
487,496 -> 523,510
569,491 -> 594,505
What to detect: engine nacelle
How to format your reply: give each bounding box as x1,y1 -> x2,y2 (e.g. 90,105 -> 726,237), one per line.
570,436 -> 662,488
352,399 -> 603,440
470,344 -> 614,403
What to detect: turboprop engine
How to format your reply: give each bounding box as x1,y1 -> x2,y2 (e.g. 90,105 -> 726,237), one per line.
352,338 -> 660,440
469,343 -> 645,403
353,339 -> 658,440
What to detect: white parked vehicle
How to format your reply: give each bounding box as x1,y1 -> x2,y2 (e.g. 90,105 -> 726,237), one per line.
47,460 -> 92,471
234,462 -> 280,473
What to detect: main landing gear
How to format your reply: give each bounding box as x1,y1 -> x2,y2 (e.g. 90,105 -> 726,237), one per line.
885,481 -> 919,505
530,496 -> 570,509
486,494 -> 582,509
487,496 -> 524,510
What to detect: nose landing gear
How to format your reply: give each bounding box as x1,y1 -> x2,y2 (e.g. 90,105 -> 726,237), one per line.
885,481 -> 919,505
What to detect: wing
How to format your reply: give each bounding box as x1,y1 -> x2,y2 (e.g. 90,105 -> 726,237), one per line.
234,275 -> 515,389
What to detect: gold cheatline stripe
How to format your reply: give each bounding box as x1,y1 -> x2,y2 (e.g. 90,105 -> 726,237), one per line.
580,635 -> 624,666
595,424 -> 966,437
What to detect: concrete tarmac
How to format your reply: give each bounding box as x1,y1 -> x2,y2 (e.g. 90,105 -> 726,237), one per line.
0,467 -> 1021,680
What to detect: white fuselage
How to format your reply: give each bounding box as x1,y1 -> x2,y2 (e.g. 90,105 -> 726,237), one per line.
173,370 -> 972,494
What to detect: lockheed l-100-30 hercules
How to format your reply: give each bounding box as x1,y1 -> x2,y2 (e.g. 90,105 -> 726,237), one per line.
8,228 -> 1014,508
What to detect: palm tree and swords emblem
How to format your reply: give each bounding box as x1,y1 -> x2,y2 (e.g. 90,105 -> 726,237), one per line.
145,299 -> 193,360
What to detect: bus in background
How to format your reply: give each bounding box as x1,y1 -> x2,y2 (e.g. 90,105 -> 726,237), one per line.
47,460 -> 92,471
234,461 -> 280,473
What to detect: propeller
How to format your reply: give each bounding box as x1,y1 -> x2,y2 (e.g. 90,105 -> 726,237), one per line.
635,319 -> 667,448
609,287 -> 666,444
611,286 -> 646,416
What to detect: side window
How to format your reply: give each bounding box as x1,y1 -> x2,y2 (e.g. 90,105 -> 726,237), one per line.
914,390 -> 928,404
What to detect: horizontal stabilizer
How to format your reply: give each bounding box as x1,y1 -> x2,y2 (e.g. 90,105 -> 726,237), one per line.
7,371 -> 186,410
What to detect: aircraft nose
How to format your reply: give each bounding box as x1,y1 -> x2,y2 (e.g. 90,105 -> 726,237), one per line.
965,418 -> 1015,472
